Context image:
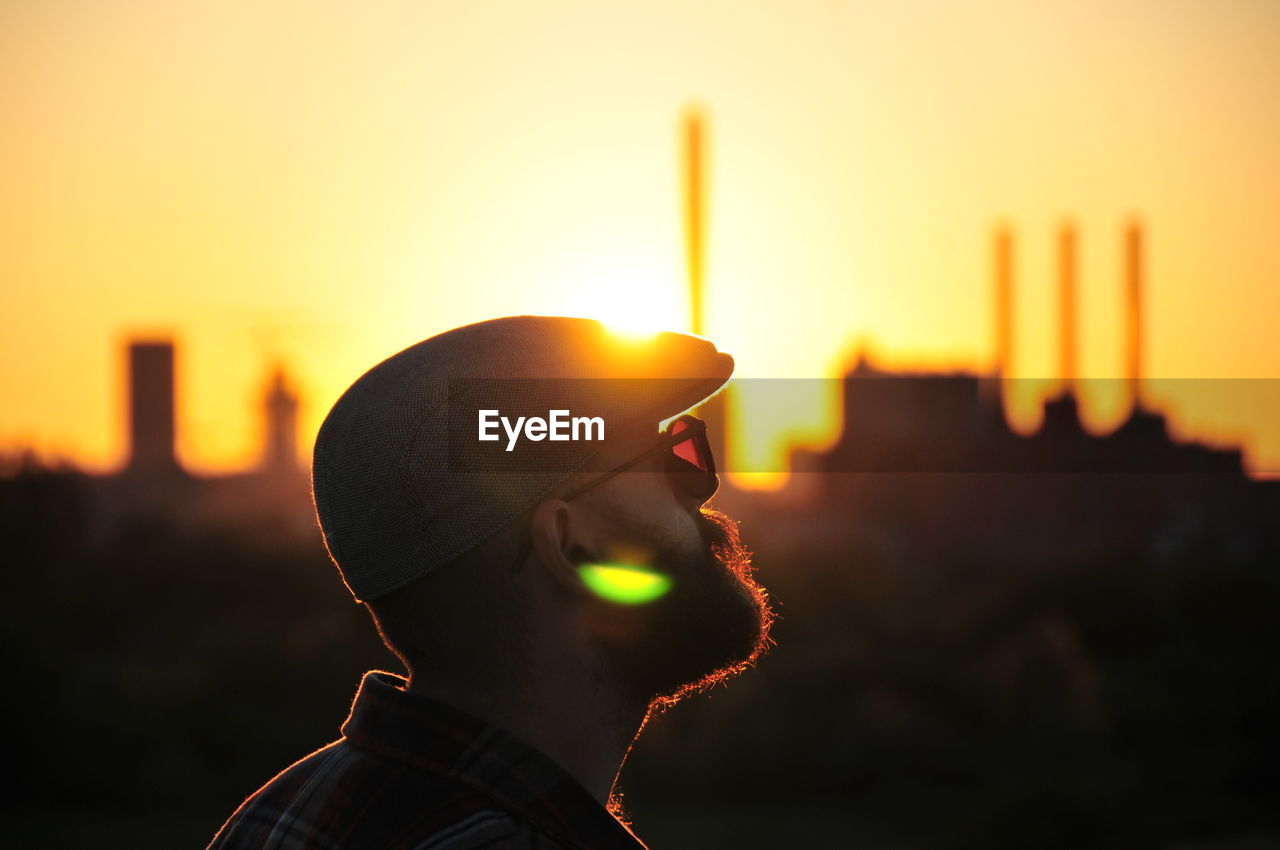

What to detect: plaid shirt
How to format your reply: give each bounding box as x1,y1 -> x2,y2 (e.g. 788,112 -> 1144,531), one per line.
208,671 -> 650,850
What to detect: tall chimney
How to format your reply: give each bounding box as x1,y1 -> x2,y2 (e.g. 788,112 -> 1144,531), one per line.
981,224 -> 1015,409
1125,218 -> 1144,412
994,225 -> 1014,381
127,340 -> 178,474
682,107 -> 706,336
681,106 -> 726,479
1058,221 -> 1077,390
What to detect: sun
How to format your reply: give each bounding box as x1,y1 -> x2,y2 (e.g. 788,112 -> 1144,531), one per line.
603,307 -> 673,339
562,257 -> 689,340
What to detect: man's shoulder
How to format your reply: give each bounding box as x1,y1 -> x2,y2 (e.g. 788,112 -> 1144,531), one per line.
207,739 -> 554,849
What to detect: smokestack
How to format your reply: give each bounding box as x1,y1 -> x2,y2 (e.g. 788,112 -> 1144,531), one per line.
994,225 -> 1014,381
682,107 -> 706,336
681,106 -> 726,478
1125,218 -> 1144,412
1058,221 -> 1077,391
980,224 -> 1014,409
127,340 -> 178,474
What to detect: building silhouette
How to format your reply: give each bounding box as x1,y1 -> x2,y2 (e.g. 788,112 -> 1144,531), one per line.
262,366 -> 301,474
125,341 -> 181,477
14,214 -> 1276,567
83,339 -> 313,547
758,221 -> 1278,570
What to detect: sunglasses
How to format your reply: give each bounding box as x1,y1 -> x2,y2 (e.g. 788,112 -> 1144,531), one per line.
509,414 -> 718,572
561,413 -> 718,503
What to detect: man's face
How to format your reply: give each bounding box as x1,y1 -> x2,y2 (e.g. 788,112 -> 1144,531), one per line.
573,423 -> 775,708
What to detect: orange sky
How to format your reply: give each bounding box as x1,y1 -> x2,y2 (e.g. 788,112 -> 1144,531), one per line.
3,0 -> 1279,478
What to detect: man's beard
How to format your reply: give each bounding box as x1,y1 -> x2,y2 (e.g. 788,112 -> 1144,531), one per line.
586,508 -> 775,709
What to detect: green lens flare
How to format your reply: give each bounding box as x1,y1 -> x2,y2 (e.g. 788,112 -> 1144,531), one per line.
578,564 -> 673,605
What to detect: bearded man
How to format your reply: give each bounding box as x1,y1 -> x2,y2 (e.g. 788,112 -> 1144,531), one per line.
209,316 -> 774,850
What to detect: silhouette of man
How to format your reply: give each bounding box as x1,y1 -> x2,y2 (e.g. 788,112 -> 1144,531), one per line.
209,316 -> 774,849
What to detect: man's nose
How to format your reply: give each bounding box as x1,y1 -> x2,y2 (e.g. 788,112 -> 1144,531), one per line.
669,470 -> 720,512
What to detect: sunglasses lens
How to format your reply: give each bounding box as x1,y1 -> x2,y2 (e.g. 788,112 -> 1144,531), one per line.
666,419 -> 717,499
670,419 -> 710,472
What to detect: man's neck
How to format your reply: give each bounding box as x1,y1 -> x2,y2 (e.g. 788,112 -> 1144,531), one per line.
405,665 -> 650,805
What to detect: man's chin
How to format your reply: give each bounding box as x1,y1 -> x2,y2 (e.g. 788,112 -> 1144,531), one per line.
597,509 -> 775,708
654,561 -> 772,705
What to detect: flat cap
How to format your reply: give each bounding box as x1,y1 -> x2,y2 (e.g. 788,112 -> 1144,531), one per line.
312,315 -> 733,601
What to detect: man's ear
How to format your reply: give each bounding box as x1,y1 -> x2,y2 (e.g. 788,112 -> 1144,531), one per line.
528,498 -> 595,596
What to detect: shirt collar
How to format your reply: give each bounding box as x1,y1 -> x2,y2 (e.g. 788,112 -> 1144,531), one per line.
340,670 -> 648,850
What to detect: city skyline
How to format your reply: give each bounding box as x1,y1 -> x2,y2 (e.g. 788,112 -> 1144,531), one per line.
3,1 -> 1278,475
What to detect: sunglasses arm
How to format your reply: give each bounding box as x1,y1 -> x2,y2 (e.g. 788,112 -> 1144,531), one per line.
507,417 -> 709,573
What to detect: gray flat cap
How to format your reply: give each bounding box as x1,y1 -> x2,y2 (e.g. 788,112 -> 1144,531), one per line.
312,315 -> 733,601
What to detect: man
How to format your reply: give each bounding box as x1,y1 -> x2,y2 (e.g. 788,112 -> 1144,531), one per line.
209,315 -> 774,849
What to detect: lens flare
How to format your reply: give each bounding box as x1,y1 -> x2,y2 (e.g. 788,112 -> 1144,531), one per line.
578,563 -> 673,605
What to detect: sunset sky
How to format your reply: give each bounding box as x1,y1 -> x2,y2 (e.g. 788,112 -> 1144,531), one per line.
3,0 -> 1279,478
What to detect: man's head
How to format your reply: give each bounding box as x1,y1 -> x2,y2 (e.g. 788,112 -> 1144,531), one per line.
313,316 -> 773,709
